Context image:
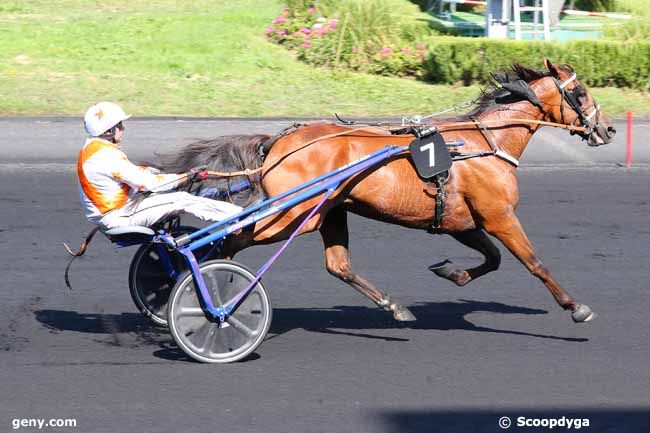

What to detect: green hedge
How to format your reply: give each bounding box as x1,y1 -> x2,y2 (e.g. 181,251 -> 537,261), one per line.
423,38 -> 650,89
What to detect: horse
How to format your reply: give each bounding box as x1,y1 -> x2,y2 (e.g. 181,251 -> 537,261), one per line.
159,59 -> 615,324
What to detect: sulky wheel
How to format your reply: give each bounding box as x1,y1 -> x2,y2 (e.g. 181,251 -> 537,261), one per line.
167,259 -> 272,363
129,226 -> 219,326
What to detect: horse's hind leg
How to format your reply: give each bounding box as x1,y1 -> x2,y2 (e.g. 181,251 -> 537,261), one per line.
484,211 -> 594,323
429,229 -> 501,286
320,207 -> 416,322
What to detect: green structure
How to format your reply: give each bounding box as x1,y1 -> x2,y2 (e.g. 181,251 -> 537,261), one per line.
428,0 -> 628,41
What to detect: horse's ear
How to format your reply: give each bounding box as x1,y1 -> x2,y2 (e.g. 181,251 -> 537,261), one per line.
544,58 -> 561,77
491,71 -> 509,84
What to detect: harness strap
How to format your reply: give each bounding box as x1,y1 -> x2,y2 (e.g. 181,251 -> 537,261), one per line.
432,174 -> 447,231
205,167 -> 263,178
585,104 -> 600,122
559,73 -> 577,89
471,117 -> 520,167
63,226 -> 101,290
432,118 -> 588,133
426,172 -> 449,234
63,226 -> 101,257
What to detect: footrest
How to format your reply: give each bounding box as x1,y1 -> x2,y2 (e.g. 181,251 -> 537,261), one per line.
104,226 -> 155,244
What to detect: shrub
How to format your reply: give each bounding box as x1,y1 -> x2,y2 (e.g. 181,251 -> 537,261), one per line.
266,0 -> 433,76
423,37 -> 650,89
267,1 -> 650,89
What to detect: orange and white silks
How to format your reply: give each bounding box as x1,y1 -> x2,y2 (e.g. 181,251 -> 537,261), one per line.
77,138 -> 180,224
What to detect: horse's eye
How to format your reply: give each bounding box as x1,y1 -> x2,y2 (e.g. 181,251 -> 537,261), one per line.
574,86 -> 587,102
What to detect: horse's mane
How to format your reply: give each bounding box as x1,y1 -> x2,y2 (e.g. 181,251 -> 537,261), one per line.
457,64 -> 552,119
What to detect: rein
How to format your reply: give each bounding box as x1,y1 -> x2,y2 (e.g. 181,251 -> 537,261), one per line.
207,118 -> 588,179
205,167 -> 263,177
260,127 -> 380,177
434,118 -> 588,133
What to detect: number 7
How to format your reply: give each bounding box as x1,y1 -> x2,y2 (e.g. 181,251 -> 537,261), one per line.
420,142 -> 435,167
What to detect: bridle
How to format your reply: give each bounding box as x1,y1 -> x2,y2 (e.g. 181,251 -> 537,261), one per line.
551,72 -> 602,141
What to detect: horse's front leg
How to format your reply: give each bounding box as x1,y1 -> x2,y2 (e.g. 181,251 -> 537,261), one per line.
320,206 -> 416,322
429,229 -> 501,286
484,209 -> 595,323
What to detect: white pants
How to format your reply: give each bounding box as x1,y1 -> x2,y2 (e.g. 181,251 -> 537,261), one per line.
99,191 -> 242,230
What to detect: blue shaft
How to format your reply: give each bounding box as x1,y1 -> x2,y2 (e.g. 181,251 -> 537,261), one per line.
178,145 -> 406,246
185,144 -> 407,251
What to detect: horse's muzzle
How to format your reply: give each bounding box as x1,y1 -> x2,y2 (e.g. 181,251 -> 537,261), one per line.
588,124 -> 616,146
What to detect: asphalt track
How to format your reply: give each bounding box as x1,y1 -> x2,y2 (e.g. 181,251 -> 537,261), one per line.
1,119 -> 649,433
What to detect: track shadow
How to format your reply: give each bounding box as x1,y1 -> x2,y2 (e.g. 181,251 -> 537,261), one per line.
269,299 -> 588,343
34,310 -> 173,350
375,407 -> 650,433
33,309 -> 263,363
34,299 -> 585,362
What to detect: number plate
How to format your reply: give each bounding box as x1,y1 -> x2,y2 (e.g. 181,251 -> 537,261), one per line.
408,132 -> 452,179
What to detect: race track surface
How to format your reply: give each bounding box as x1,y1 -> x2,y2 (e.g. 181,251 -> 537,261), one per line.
1,119 -> 649,433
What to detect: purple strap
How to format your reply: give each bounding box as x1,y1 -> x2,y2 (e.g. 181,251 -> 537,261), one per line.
225,186 -> 336,311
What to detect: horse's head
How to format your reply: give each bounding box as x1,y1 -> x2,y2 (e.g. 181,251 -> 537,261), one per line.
541,59 -> 616,146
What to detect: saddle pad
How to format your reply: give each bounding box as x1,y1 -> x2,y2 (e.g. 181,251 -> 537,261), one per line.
408,132 -> 453,179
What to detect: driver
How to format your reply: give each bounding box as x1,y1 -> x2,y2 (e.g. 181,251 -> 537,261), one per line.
77,101 -> 242,231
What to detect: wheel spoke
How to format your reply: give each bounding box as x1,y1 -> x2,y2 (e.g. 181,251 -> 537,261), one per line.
200,323 -> 217,354
205,271 -> 224,305
226,315 -> 256,338
177,307 -> 205,318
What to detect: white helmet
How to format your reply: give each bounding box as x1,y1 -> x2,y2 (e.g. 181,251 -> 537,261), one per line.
84,102 -> 131,137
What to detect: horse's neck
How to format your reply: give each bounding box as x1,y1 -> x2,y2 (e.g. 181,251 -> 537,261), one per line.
477,103 -> 544,161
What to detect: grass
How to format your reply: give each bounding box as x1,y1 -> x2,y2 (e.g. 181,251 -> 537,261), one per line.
0,0 -> 648,117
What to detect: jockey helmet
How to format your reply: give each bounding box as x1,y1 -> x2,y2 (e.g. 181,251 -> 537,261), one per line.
84,102 -> 131,137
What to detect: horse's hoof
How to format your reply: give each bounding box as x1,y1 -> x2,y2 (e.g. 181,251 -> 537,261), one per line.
392,305 -> 417,322
428,260 -> 471,286
571,304 -> 596,323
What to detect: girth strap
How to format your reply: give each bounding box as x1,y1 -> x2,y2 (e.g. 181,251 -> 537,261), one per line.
433,174 -> 447,230
428,172 -> 449,233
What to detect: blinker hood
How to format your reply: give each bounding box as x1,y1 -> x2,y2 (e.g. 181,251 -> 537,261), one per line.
490,72 -> 544,112
500,80 -> 544,111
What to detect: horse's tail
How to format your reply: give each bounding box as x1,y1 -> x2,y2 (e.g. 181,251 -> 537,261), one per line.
144,134 -> 271,208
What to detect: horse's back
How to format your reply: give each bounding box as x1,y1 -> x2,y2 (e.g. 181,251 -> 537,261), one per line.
260,122 -> 440,228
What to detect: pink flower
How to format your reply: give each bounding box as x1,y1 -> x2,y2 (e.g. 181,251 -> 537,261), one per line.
380,47 -> 393,56
304,35 -> 312,41
401,48 -> 410,55
301,43 -> 311,49
273,16 -> 287,24
315,28 -> 326,36
416,43 -> 426,51
417,55 -> 425,62
292,31 -> 301,37
352,47 -> 360,54
307,7 -> 317,13
265,26 -> 275,35
282,7 -> 290,16
301,27 -> 311,34
278,29 -> 287,36
329,19 -> 338,29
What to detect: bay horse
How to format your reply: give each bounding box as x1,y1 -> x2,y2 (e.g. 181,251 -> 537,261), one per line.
162,59 -> 615,324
